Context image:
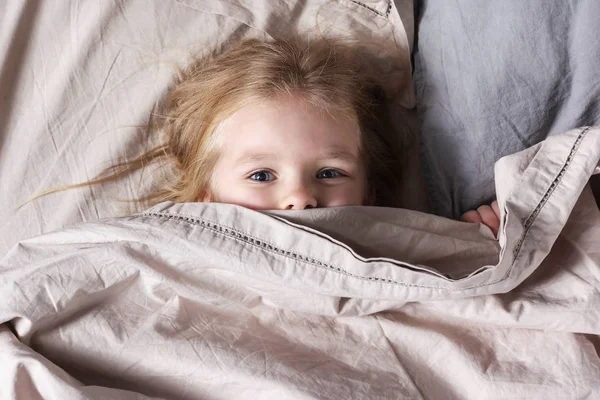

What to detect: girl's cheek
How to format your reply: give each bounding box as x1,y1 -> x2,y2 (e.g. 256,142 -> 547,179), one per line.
224,187 -> 276,210
321,185 -> 364,207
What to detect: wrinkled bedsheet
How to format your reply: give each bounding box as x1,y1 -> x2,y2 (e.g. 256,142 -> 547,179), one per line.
1,127 -> 599,399
0,0 -> 416,258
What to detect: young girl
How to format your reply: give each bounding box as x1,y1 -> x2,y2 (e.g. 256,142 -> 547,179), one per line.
30,37 -> 501,234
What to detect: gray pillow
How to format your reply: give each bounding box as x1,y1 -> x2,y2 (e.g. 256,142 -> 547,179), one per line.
414,0 -> 600,218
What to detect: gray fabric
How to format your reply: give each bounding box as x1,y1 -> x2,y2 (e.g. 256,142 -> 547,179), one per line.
414,0 -> 600,218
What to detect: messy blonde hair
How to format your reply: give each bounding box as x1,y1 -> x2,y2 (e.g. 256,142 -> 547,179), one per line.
27,37 -> 405,208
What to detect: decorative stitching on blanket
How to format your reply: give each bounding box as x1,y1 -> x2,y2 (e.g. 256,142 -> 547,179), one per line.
349,0 -> 392,18
136,127 -> 591,292
512,126 -> 590,260
442,127 -> 592,292
138,211 -> 448,289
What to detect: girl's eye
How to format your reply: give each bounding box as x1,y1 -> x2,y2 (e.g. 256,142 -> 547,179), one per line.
249,170 -> 276,182
317,169 -> 343,179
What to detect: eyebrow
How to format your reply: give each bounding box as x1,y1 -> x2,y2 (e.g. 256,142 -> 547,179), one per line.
234,149 -> 359,166
235,152 -> 278,165
322,150 -> 358,163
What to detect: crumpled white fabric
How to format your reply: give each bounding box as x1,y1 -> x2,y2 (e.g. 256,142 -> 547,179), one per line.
1,127 -> 599,399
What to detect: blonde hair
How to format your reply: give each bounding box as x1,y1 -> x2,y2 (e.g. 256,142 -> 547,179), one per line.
26,37 -> 406,208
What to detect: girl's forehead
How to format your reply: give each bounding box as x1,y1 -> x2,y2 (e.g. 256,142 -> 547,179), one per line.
217,96 -> 362,158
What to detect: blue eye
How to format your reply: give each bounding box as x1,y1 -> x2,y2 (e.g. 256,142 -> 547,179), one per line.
317,169 -> 343,179
249,170 -> 276,182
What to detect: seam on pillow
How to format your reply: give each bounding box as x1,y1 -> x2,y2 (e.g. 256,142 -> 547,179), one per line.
348,0 -> 392,18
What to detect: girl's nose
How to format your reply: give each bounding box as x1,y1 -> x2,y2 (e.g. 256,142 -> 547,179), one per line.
282,187 -> 318,210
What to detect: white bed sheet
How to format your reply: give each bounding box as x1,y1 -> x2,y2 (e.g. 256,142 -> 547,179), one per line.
1,127 -> 599,399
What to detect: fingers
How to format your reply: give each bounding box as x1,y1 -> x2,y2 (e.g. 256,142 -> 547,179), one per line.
461,201 -> 501,237
477,205 -> 499,236
460,210 -> 483,223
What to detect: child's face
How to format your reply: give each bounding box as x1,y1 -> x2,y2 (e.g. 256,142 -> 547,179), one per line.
203,95 -> 368,210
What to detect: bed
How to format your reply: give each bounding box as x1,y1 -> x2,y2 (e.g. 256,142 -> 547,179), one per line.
1,1 -> 599,399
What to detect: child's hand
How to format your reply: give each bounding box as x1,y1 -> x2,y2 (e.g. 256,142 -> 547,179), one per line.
460,200 -> 501,237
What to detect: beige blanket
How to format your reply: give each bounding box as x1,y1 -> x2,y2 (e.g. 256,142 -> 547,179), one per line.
1,127 -> 599,399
